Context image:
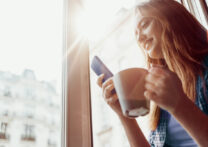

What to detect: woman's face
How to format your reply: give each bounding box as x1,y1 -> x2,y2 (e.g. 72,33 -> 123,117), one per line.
135,11 -> 164,59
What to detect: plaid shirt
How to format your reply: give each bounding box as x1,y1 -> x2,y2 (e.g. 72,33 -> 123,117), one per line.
148,57 -> 208,147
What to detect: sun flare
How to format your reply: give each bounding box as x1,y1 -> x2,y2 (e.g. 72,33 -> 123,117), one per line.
74,0 -> 126,41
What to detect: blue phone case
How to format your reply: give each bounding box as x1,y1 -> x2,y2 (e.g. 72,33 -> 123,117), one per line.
91,56 -> 113,82
91,56 -> 116,94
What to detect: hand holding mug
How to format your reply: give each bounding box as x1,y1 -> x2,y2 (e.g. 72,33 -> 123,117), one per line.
144,67 -> 186,114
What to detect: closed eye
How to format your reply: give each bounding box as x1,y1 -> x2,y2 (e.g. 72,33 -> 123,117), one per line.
141,20 -> 150,29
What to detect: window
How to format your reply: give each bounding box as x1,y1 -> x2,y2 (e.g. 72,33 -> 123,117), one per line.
0,122 -> 9,140
0,0 -> 63,147
65,0 -> 208,147
48,130 -> 57,147
175,0 -> 182,3
88,2 -> 148,147
21,124 -> 35,142
3,88 -> 11,97
65,0 -> 148,146
183,0 -> 208,29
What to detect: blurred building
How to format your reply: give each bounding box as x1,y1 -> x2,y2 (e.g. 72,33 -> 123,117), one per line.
0,69 -> 61,147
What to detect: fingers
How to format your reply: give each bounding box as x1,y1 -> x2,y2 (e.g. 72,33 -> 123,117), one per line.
103,82 -> 115,98
144,82 -> 157,100
96,74 -> 118,104
144,67 -> 168,101
103,83 -> 118,104
145,73 -> 161,85
106,95 -> 118,104
97,74 -> 104,87
144,90 -> 156,100
148,67 -> 169,77
102,77 -> 113,90
96,74 -> 113,89
145,73 -> 166,88
145,82 -> 156,92
145,67 -> 169,87
145,81 -> 164,97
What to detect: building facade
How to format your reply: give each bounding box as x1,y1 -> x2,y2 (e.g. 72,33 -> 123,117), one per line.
0,69 -> 61,147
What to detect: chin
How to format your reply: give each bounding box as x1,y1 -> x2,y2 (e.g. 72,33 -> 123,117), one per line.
148,52 -> 161,59
148,46 -> 163,59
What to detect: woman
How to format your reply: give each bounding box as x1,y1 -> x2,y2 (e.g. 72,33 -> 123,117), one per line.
97,0 -> 208,146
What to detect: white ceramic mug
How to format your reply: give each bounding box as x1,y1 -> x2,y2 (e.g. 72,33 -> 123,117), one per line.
113,68 -> 149,117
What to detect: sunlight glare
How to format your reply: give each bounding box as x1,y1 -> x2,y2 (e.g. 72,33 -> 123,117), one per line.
74,0 -> 125,41
75,10 -> 105,41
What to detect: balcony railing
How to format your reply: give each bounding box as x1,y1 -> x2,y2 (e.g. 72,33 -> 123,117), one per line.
21,135 -> 36,142
0,133 -> 9,140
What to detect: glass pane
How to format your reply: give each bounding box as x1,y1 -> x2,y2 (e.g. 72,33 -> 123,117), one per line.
76,0 -> 149,146
0,0 -> 63,147
183,0 -> 191,12
194,0 -> 208,29
175,0 -> 182,4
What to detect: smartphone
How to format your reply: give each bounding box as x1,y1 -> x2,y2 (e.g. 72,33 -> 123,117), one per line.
91,56 -> 113,82
91,56 -> 116,93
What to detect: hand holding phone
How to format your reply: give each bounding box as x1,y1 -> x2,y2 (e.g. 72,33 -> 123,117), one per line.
91,56 -> 115,94
91,56 -> 113,82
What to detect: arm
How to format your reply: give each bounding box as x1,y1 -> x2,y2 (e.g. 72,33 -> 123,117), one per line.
172,96 -> 208,147
118,115 -> 150,147
97,75 -> 151,147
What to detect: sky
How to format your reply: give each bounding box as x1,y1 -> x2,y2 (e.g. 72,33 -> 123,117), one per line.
0,0 -> 63,84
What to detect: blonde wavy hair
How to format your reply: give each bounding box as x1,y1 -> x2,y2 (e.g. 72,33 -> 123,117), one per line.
135,0 -> 208,130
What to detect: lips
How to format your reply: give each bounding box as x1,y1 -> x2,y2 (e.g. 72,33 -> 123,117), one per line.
144,38 -> 153,50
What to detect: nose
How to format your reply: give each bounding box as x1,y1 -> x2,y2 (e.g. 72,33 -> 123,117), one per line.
138,33 -> 147,43
136,28 -> 147,44
135,26 -> 148,44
